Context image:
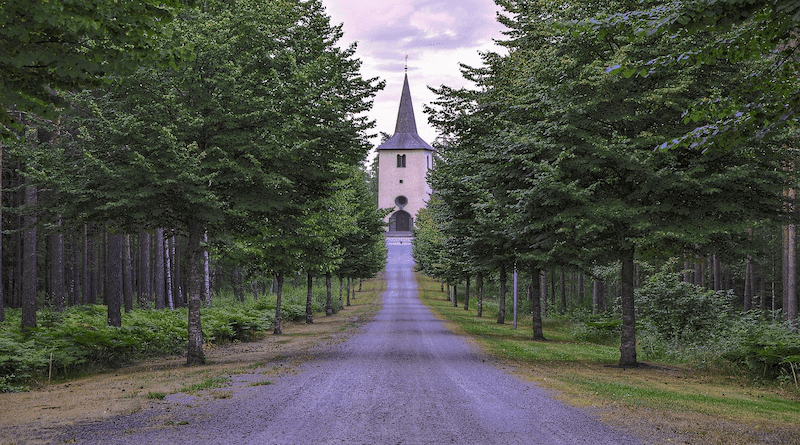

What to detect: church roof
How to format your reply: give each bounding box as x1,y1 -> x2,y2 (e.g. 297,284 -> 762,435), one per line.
377,73 -> 435,152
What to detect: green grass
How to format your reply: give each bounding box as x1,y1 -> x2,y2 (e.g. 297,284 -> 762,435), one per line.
249,380 -> 274,387
180,375 -> 230,393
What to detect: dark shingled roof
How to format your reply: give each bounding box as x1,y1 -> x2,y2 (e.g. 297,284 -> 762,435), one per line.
377,73 -> 434,152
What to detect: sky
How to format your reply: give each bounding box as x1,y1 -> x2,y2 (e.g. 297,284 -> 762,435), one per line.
319,0 -> 507,154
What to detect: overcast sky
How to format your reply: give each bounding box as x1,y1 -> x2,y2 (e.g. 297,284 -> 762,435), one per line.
319,0 -> 506,154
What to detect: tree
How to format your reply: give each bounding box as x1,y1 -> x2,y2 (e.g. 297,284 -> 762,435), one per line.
586,0 -> 800,150
426,0 -> 793,366
23,0 -> 381,363
0,0 -> 193,133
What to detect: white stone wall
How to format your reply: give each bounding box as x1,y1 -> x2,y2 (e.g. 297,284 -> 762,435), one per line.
378,148 -> 432,230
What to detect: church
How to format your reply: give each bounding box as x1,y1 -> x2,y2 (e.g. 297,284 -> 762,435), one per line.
377,73 -> 435,236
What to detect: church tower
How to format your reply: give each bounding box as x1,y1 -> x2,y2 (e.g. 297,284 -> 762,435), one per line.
377,73 -> 435,235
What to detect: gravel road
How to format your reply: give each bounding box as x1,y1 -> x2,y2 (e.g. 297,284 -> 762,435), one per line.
58,239 -> 643,444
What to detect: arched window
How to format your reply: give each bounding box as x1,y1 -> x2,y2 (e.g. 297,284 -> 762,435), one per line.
397,154 -> 406,168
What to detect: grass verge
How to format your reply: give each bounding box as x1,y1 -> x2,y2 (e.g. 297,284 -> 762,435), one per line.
416,274 -> 800,445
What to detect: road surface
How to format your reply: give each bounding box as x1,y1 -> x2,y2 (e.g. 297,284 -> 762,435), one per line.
59,239 -> 642,444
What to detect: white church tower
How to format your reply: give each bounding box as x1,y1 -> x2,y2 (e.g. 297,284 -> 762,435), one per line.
377,72 -> 435,235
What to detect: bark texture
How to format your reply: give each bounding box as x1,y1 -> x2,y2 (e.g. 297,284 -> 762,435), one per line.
186,220 -> 205,365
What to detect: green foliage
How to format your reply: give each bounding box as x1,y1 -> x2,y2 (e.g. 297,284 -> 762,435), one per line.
202,306 -> 273,343
0,0 -> 193,134
572,318 -> 622,347
636,263 -> 733,343
582,0 -> 800,150
0,297 -> 285,385
720,313 -> 800,383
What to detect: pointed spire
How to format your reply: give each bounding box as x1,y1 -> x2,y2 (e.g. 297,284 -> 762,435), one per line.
394,73 -> 418,135
376,71 -> 434,152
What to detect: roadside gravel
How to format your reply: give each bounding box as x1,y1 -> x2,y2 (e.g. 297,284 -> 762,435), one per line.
52,240 -> 643,444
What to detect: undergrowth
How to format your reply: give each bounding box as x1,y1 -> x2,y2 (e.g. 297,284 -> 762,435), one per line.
0,282 -> 334,391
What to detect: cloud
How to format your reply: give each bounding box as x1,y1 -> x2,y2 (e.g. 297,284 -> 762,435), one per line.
321,0 -> 505,151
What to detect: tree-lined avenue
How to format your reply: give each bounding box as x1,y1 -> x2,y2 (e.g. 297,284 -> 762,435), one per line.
59,239 -> 642,444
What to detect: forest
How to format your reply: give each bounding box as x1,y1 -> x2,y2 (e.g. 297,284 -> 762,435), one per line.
0,0 -> 388,386
412,0 -> 800,378
1,0 -> 799,391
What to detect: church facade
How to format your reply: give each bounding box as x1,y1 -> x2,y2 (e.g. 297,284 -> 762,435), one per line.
377,74 -> 435,235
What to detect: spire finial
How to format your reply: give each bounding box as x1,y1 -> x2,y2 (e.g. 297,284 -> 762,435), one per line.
405,54 -> 408,72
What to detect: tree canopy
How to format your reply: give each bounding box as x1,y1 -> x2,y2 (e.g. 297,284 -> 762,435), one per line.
0,0 -> 194,135
419,0 -> 795,367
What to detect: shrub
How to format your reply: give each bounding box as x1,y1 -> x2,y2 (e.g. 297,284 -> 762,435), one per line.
635,261 -> 733,344
719,312 -> 800,383
572,318 -> 622,346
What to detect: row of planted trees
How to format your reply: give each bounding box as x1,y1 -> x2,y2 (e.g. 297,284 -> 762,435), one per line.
412,0 -> 800,367
0,0 -> 388,365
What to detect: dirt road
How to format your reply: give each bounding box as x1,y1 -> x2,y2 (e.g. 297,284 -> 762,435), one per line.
50,239 -> 642,444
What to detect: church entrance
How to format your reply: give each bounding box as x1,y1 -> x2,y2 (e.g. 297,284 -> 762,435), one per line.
390,210 -> 412,232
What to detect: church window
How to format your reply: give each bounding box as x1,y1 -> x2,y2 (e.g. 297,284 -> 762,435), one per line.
397,154 -> 406,168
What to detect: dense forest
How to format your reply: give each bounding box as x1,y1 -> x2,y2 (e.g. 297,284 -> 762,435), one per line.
412,0 -> 800,375
0,0 -> 388,379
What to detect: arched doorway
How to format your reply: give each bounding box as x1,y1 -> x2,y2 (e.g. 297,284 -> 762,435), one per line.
390,210 -> 412,232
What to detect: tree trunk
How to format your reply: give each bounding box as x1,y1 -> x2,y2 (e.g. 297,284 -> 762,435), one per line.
530,266 -> 545,341
338,276 -> 344,310
95,230 -> 104,305
83,225 -> 92,304
683,258 -> 692,283
274,272 -> 284,334
122,234 -> 134,313
619,247 -> 638,367
186,220 -> 205,365
154,228 -> 165,309
21,183 -> 37,332
713,254 -> 722,291
498,264 -> 506,324
165,234 -> 174,310
540,270 -> 548,317
203,232 -> 211,305
745,257 -> 754,312
578,272 -> 584,306
788,224 -> 798,326
464,276 -> 470,311
346,277 -> 351,307
476,272 -> 483,317
50,217 -> 65,312
592,280 -> 604,314
138,229 -> 151,306
452,284 -> 458,307
107,233 -> 123,327
306,272 -> 314,324
171,236 -> 183,307
694,252 -> 704,288
325,272 -> 333,316
68,230 -> 78,306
